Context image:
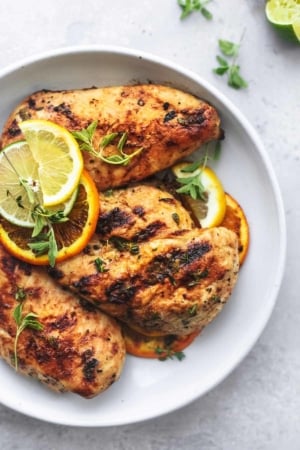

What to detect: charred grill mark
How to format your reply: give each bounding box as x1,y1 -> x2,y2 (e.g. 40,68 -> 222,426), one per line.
28,98 -> 37,109
105,279 -> 138,304
48,267 -> 64,280
52,102 -> 73,118
132,205 -> 145,217
159,197 -> 177,205
96,207 -> 134,236
82,349 -> 100,382
79,298 -> 99,313
7,119 -> 21,138
47,312 -> 77,332
25,335 -> 76,377
132,221 -> 165,242
0,255 -> 18,275
146,241 -> 212,285
73,274 -> 99,296
163,110 -> 177,122
178,108 -> 205,126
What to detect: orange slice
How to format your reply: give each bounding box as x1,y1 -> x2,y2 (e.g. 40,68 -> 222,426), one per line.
0,170 -> 100,265
221,193 -> 250,265
123,324 -> 201,359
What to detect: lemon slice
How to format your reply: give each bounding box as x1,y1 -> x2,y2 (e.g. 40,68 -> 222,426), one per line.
172,162 -> 226,228
265,0 -> 300,43
0,141 -> 78,228
19,119 -> 83,207
0,170 -> 100,266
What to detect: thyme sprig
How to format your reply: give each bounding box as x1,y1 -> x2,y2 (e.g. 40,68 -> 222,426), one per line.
175,141 -> 221,200
178,0 -> 213,20
13,292 -> 43,371
72,121 -> 143,166
213,38 -> 248,89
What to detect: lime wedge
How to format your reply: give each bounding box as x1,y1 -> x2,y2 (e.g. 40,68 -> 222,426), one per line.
265,0 -> 300,43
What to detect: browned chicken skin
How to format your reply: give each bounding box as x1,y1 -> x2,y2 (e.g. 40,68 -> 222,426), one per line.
0,85 -> 239,396
0,244 -> 125,398
49,185 -> 239,336
1,84 -> 223,191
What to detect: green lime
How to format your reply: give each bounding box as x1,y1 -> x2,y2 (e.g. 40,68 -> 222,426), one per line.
265,0 -> 300,43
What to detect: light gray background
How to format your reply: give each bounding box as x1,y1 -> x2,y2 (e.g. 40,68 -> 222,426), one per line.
0,0 -> 299,449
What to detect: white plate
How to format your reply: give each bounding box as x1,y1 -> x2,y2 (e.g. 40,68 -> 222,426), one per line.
0,46 -> 286,427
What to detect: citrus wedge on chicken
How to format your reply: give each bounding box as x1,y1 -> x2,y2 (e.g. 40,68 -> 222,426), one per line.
172,162 -> 226,228
221,192 -> 250,265
122,324 -> 201,359
0,140 -> 77,228
19,119 -> 83,207
0,170 -> 99,265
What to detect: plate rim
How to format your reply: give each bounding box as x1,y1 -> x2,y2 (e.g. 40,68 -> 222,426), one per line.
0,45 -> 287,427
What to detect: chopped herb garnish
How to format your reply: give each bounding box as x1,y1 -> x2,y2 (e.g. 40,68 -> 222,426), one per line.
213,38 -> 248,89
94,257 -> 109,273
188,304 -> 198,316
13,301 -> 43,371
178,0 -> 213,20
175,142 -> 221,200
155,346 -> 186,361
172,212 -> 180,225
109,236 -> 140,255
15,287 -> 27,302
72,121 -> 143,166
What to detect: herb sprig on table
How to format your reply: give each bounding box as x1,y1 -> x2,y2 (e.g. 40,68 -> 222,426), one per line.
178,0 -> 213,20
213,39 -> 248,89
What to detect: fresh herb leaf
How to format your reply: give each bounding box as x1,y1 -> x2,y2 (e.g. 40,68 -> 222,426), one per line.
172,212 -> 180,225
175,142 -> 221,200
214,37 -> 248,90
15,287 -> 27,302
94,257 -> 109,273
72,122 -> 143,166
13,302 -> 43,370
109,236 -> 140,255
228,65 -> 248,89
178,0 -> 213,20
176,172 -> 207,200
219,39 -> 240,57
155,346 -> 186,361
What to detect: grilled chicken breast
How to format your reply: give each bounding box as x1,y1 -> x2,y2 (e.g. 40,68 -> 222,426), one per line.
0,244 -> 125,398
1,84 -> 222,191
49,185 -> 239,336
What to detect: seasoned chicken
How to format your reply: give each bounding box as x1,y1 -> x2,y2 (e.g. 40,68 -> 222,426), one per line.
49,185 -> 239,336
0,244 -> 125,398
1,84 -> 222,191
97,183 -> 195,241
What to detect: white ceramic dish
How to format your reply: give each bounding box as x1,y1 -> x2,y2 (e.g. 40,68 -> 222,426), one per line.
0,46 -> 286,427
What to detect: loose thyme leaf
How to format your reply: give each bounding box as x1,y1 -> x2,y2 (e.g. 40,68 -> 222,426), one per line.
228,65 -> 248,89
178,0 -> 213,20
219,39 -> 240,57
